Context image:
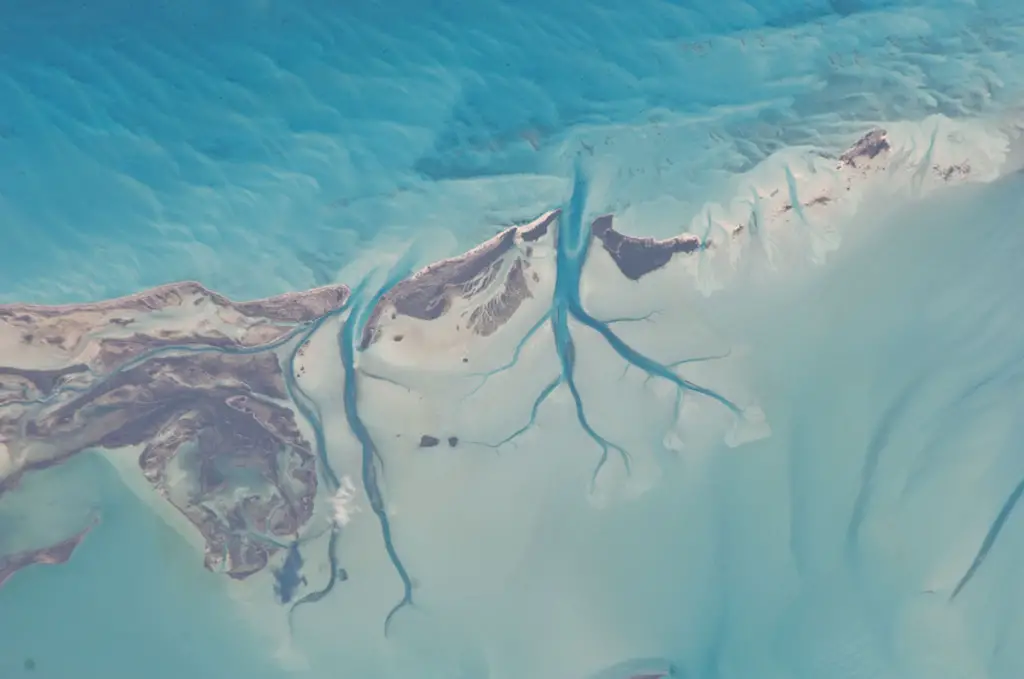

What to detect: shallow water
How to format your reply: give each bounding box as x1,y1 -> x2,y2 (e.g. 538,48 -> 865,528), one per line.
0,454 -> 286,679
3,0 -> 1024,678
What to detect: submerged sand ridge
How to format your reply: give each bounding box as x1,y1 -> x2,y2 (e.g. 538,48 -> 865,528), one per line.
0,117 -> 1016,678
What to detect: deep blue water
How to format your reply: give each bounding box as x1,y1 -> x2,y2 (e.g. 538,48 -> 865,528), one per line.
4,1 -> 1024,678
2,0 -> 1022,304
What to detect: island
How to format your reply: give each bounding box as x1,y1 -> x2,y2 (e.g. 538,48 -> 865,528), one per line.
0,282 -> 349,580
0,125 -> 979,595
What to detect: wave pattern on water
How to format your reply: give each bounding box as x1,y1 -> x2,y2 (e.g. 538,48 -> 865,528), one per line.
1,0 -> 1024,301
4,1 -> 1024,678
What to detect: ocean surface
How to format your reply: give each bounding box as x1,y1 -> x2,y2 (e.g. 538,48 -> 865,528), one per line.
3,0 -> 1024,678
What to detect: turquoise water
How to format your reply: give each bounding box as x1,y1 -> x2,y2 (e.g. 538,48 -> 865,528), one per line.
4,0 -> 1024,678
0,454 -> 286,679
2,0 -> 1023,303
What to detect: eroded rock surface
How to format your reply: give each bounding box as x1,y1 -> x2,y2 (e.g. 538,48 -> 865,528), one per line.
838,129 -> 891,168
0,516 -> 97,588
360,211 -> 558,348
0,282 -> 349,579
591,214 -> 702,280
